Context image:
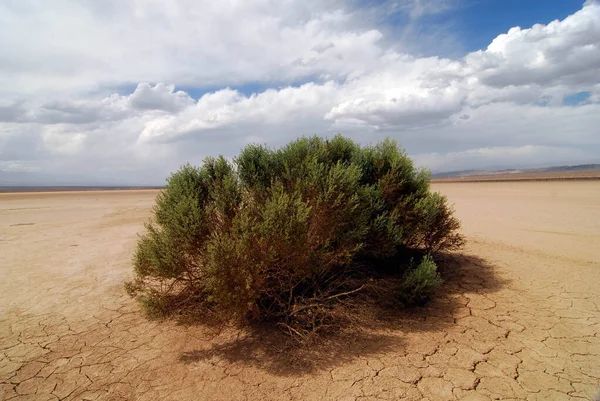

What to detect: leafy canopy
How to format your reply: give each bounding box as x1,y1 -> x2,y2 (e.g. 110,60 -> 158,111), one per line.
126,135 -> 464,338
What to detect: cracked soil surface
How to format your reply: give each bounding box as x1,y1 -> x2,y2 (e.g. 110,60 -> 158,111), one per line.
1,182 -> 599,400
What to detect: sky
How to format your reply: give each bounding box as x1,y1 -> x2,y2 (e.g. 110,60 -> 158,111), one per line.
0,0 -> 599,185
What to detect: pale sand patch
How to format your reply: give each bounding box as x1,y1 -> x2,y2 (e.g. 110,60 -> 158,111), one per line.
1,182 -> 598,400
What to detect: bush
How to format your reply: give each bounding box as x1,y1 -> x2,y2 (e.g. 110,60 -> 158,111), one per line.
126,135 -> 464,338
397,255 -> 443,306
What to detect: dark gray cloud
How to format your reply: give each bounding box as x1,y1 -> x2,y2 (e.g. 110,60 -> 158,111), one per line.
0,102 -> 26,123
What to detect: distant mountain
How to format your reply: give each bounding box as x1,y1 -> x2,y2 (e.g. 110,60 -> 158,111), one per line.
431,169 -> 483,178
431,164 -> 600,179
539,164 -> 600,172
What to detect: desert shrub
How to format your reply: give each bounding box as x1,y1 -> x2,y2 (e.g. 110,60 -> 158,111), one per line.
397,255 -> 443,306
126,135 -> 464,338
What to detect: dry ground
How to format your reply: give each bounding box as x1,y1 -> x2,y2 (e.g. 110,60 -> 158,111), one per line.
1,182 -> 599,400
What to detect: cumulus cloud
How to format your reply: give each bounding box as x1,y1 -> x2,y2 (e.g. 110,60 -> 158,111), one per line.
0,97 -> 129,124
128,83 -> 195,112
0,0 -> 599,184
466,4 -> 600,89
0,82 -> 194,126
140,83 -> 341,142
0,0 -> 387,95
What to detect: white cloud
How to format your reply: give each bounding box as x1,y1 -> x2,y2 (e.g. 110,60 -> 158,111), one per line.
40,126 -> 86,155
140,82 -> 341,143
0,82 -> 195,126
412,102 -> 600,151
0,160 -> 39,173
465,3 -> 600,89
128,83 -> 195,112
0,0 -> 387,95
0,1 -> 599,184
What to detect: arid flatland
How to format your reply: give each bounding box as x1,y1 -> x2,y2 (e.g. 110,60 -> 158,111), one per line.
1,182 -> 599,400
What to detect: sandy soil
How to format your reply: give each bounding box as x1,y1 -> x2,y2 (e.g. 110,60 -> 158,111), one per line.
1,183 -> 599,400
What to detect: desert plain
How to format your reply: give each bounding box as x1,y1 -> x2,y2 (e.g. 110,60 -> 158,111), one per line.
1,181 -> 599,400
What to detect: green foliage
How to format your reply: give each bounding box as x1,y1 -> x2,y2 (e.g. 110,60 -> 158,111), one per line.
398,255 -> 444,306
126,135 -> 464,337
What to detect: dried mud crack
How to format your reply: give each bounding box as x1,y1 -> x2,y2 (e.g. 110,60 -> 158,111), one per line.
1,183 -> 599,400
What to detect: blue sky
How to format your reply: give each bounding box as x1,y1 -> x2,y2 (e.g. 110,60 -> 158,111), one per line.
156,1 -> 590,100
455,0 -> 585,52
354,0 -> 587,57
0,0 -> 599,185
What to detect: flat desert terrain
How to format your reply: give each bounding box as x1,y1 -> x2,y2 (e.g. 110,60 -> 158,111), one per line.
1,182 -> 599,400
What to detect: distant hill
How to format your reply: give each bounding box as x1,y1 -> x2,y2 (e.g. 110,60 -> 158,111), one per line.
431,164 -> 600,179
539,164 -> 600,172
431,164 -> 600,182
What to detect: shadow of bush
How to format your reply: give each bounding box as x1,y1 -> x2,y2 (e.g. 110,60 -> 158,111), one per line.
178,251 -> 508,376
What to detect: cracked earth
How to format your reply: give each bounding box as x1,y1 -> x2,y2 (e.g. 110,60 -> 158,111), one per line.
1,182 -> 599,400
